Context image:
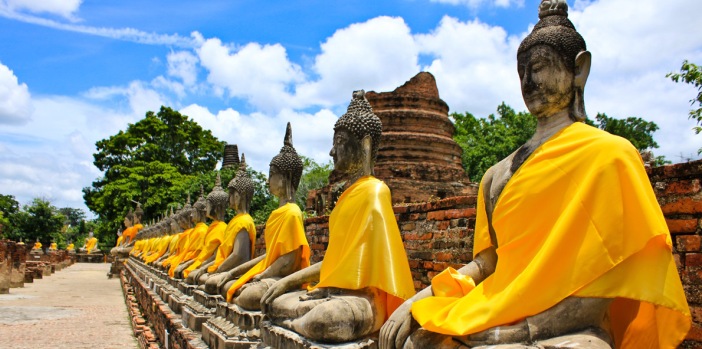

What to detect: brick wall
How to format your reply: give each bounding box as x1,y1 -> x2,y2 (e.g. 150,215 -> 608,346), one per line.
649,160 -> 702,347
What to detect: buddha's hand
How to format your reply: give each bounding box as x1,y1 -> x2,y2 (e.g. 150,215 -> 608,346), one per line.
462,320 -> 529,347
380,300 -> 413,349
260,278 -> 291,313
299,287 -> 328,301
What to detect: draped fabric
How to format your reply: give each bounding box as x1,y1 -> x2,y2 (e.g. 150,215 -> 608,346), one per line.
85,237 -> 98,254
115,236 -> 123,247
169,223 -> 208,277
183,220 -> 227,278
162,229 -> 190,268
122,223 -> 143,244
311,176 -> 415,319
208,213 -> 256,273
144,235 -> 174,264
33,242 -> 41,250
411,122 -> 690,348
226,203 -> 309,302
66,243 -> 74,251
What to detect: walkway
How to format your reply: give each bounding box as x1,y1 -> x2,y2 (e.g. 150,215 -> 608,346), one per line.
0,263 -> 138,349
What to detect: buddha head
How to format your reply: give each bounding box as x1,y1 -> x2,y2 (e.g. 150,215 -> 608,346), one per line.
124,210 -> 134,228
331,90 -> 382,177
134,202 -> 144,225
192,185 -> 207,224
207,172 -> 229,221
228,153 -> 255,214
269,122 -> 304,203
178,194 -> 193,230
168,207 -> 180,234
517,0 -> 590,121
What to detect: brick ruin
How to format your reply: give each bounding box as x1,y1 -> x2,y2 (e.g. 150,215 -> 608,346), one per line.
307,72 -> 474,213
0,240 -> 74,293
123,158 -> 702,349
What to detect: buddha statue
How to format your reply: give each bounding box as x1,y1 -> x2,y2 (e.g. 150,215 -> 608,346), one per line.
145,209 -> 180,265
160,198 -> 194,271
79,232 -> 99,254
183,172 -> 229,280
66,241 -> 75,254
170,187 -> 209,278
195,154 -> 257,289
210,125 -> 311,311
49,241 -> 58,251
379,1 -> 690,348
260,92 -> 415,344
30,239 -> 42,255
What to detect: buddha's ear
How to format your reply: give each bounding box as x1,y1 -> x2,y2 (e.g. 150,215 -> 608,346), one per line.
361,135 -> 373,176
574,51 -> 591,89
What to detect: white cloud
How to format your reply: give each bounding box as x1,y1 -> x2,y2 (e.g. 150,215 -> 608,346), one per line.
415,16 -> 524,116
167,51 -> 199,87
0,62 -> 33,125
197,39 -> 304,112
1,0 -> 83,21
84,81 -> 168,118
430,0 -> 524,9
181,104 -> 336,174
296,16 -> 420,107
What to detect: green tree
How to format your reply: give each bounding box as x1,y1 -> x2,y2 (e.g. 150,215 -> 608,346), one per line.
15,198 -> 66,246
585,113 -> 659,151
452,102 -> 537,181
0,194 -> 20,239
295,156 -> 333,211
667,60 -> 702,154
453,104 -> 665,181
84,106 -> 225,241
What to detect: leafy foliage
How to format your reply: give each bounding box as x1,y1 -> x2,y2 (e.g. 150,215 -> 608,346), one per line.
452,103 -> 536,182
585,113 -> 659,151
453,103 -> 665,182
667,60 -> 702,154
13,198 -> 66,246
84,107 -> 225,244
295,156 -> 333,211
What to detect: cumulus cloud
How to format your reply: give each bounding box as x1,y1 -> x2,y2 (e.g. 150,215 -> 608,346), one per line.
84,81 -> 168,118
296,16 -> 420,107
416,16 -> 524,116
167,51 -> 199,87
1,0 -> 83,21
430,0 -> 524,9
181,104 -> 336,173
197,40 -> 304,112
0,62 -> 33,125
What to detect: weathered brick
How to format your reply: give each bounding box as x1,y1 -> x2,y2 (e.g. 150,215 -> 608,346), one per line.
662,198 -> 702,215
403,232 -> 432,241
667,219 -> 700,234
688,253 -> 702,267
665,179 -> 701,196
401,222 -> 416,231
434,251 -> 453,262
687,323 -> 702,342
678,235 -> 702,252
427,210 -> 447,221
436,221 -> 450,230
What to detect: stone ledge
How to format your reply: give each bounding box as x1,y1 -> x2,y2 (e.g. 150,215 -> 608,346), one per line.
260,321 -> 376,349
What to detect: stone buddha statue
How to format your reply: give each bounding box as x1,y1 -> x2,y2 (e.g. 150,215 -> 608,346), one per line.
159,199 -> 194,270
195,154 -> 257,289
170,187 -> 209,278
30,239 -> 42,255
183,172 -> 229,281
211,125 -> 310,310
260,92 -> 415,344
66,241 -> 75,254
379,1 -> 690,348
80,232 -> 99,254
49,241 -> 58,251
144,209 -> 175,264
147,209 -> 181,265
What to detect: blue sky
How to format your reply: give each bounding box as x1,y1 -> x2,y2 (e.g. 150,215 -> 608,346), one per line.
0,0 -> 701,215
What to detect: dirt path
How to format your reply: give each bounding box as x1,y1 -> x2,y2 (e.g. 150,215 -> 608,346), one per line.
0,263 -> 137,349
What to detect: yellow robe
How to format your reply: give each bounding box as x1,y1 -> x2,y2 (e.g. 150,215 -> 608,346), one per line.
411,122 -> 690,348
226,203 -> 310,302
33,242 -> 42,250
115,235 -> 124,247
183,220 -> 227,278
85,237 -> 98,254
122,223 -> 143,245
311,176 -> 415,319
66,243 -> 74,251
208,213 -> 257,273
161,228 -> 188,267
169,222 -> 208,277
49,243 -> 57,250
145,235 -> 174,264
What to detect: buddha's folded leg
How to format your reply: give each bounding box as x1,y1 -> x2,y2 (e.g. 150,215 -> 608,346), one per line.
233,278 -> 279,310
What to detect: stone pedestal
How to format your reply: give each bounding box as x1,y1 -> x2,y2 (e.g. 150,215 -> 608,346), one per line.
259,321 -> 376,349
182,299 -> 216,331
76,252 -> 105,263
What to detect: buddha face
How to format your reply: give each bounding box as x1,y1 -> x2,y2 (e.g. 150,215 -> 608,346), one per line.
330,129 -> 363,174
170,219 -> 179,234
229,189 -> 242,210
124,216 -> 132,228
268,166 -> 287,198
518,45 -> 574,119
